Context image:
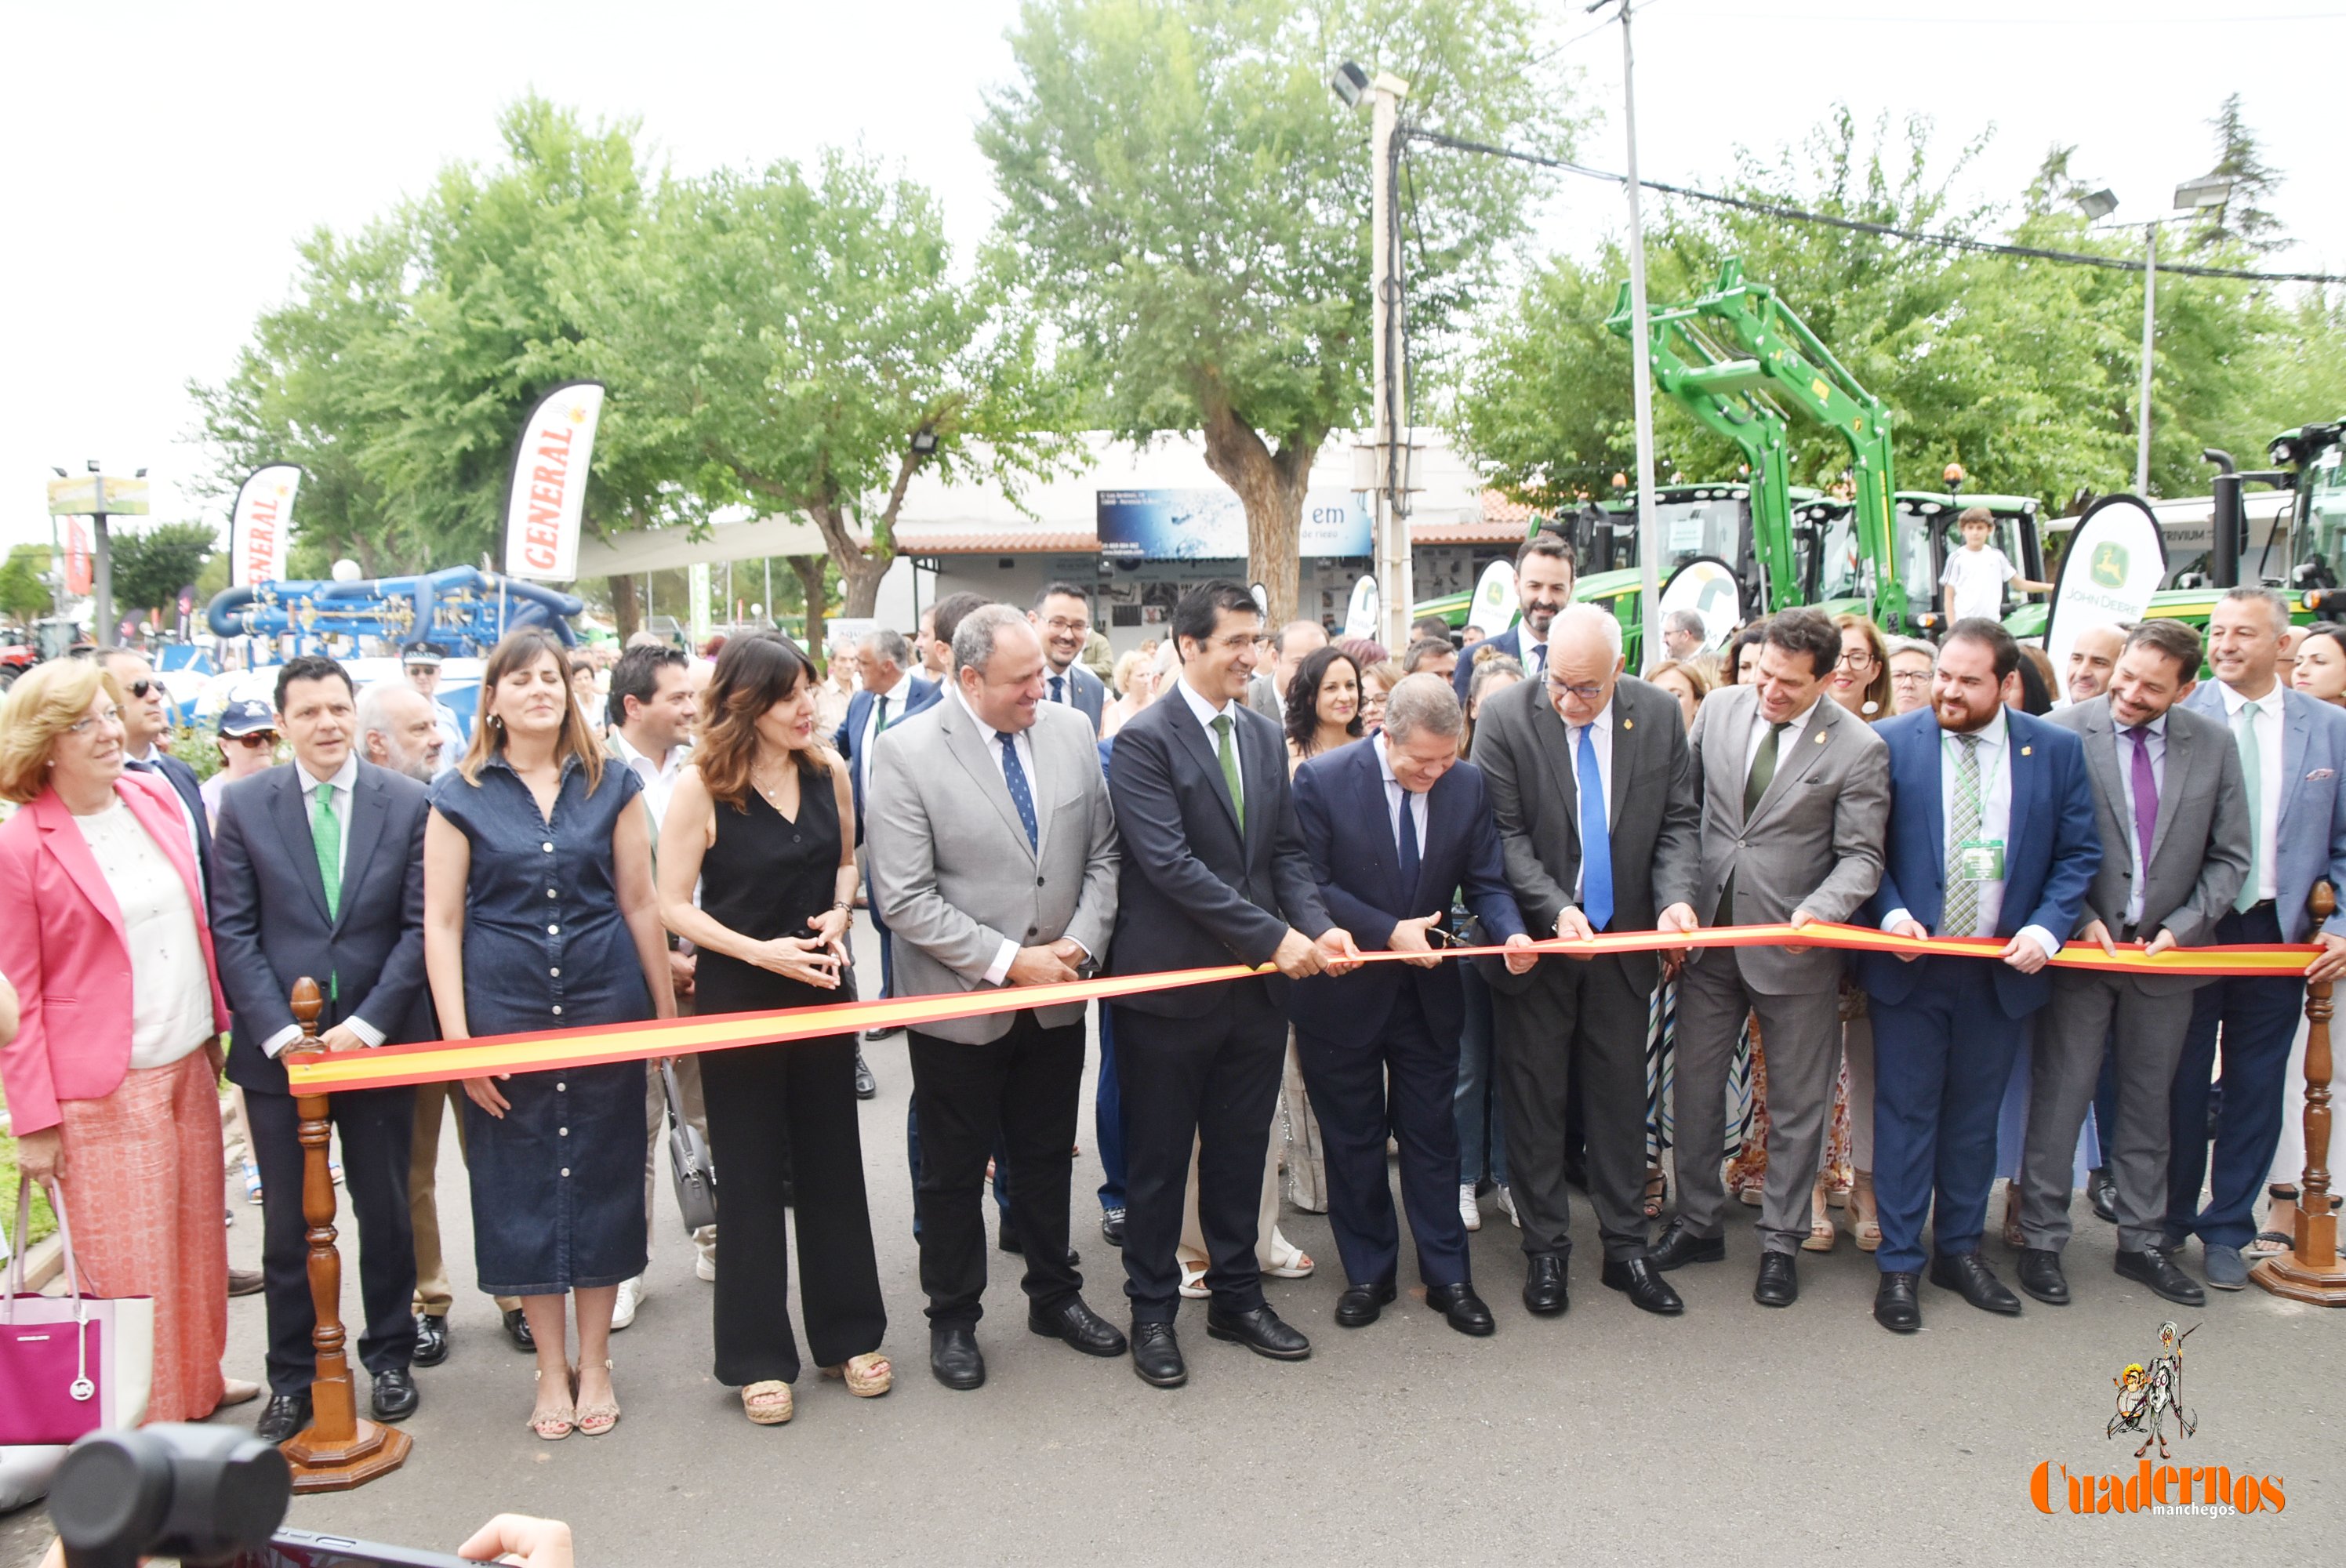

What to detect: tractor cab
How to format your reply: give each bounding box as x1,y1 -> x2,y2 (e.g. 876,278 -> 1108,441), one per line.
1891,493 -> 2043,633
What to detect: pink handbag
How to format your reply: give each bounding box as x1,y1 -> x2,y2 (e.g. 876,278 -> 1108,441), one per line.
1,1174 -> 152,1443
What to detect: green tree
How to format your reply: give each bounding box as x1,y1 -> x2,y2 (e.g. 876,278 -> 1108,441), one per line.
980,0 -> 1574,620
2192,93 -> 2284,256
109,522 -> 219,622
0,545 -> 53,625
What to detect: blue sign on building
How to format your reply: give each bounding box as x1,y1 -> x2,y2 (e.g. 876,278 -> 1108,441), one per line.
1097,489 -> 1371,561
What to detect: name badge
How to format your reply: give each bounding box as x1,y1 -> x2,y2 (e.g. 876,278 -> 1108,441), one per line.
1954,838 -> 2005,883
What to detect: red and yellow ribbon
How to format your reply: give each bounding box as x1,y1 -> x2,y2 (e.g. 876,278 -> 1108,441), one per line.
282,922 -> 2322,1094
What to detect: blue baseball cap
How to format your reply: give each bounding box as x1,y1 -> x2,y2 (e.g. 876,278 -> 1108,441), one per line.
216,698 -> 277,738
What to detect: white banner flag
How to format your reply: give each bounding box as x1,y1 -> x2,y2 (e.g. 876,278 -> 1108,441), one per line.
503,381 -> 605,582
228,466 -> 301,588
1342,574 -> 1380,639
2045,495 -> 2169,704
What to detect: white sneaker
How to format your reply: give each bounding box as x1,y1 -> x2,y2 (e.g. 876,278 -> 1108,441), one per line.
1495,1185 -> 1520,1228
612,1275 -> 645,1330
1459,1182 -> 1483,1232
694,1252 -> 717,1283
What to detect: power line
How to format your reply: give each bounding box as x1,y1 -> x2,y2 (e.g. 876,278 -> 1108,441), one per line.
1404,126 -> 2345,285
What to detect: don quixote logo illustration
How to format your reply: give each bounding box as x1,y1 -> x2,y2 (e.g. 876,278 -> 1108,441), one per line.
2029,1321 -> 2286,1517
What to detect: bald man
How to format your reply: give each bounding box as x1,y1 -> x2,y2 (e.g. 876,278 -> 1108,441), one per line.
2064,623 -> 2125,706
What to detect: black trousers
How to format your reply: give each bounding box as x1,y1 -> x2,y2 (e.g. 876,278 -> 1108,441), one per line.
1296,984 -> 1470,1290
1113,981 -> 1285,1323
247,1083 -> 417,1396
907,1013 -> 1085,1328
1492,954 -> 1653,1263
700,1036 -> 886,1385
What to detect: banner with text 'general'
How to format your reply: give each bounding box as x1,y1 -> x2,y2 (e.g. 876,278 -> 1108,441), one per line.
228,465 -> 301,588
2046,495 -> 2167,705
502,381 -> 604,582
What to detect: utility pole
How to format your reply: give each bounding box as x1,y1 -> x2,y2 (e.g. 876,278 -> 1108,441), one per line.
2137,222 -> 2157,495
1367,70 -> 1413,654
1603,0 -> 1664,658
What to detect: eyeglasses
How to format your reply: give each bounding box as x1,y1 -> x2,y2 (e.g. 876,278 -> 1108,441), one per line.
1890,670 -> 1933,686
1837,648 -> 1878,669
1041,616 -> 1091,637
1549,681 -> 1608,701
227,733 -> 278,750
67,706 -> 122,735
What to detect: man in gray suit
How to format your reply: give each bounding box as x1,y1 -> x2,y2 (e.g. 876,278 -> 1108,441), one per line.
2018,618 -> 2250,1310
869,604 -> 1127,1391
1666,608 -> 1890,1308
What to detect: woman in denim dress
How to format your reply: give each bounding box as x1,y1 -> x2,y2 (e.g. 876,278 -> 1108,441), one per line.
423,630 -> 676,1440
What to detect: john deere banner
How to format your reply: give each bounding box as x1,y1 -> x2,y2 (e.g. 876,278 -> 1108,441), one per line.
502,380 -> 605,582
2046,495 -> 2167,703
228,465 -> 301,588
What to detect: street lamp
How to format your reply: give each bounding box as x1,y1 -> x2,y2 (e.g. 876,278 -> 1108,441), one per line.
1331,58 -> 1414,652
2075,187 -> 2119,223
1328,60 -> 1368,107
2081,174 -> 2234,497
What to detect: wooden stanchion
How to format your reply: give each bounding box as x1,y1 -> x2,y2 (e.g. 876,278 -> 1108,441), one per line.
2253,884 -> 2346,1305
278,977 -> 412,1490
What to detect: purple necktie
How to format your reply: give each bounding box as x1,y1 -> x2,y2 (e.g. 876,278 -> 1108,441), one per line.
2128,725 -> 2159,871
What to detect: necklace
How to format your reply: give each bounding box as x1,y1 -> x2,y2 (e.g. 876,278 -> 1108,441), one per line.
750,760 -> 791,803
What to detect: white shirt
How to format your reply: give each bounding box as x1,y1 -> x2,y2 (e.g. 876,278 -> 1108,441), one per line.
2218,680 -> 2285,902
1513,622 -> 1549,677
1940,545 -> 2017,623
74,801 -> 212,1069
1883,706 -> 2060,958
953,684 -> 1051,985
1176,673 -> 1247,815
1560,695 -> 1614,899
1373,733 -> 1430,871
1044,662 -> 1080,707
261,755 -> 386,1058
609,728 -> 684,840
859,671 -> 913,796
1741,695 -> 1823,786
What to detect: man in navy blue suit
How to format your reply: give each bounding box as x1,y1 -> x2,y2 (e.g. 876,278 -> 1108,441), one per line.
1030,583 -> 1107,735
833,625 -> 941,1062
100,647 -> 211,887
1451,535 -> 1575,702
1290,675 -> 1538,1336
1857,618 -> 2100,1334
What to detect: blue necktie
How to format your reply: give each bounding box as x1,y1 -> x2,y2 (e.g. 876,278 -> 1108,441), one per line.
1050,673 -> 1066,704
1396,783 -> 1420,899
999,733 -> 1039,850
1577,723 -> 1614,931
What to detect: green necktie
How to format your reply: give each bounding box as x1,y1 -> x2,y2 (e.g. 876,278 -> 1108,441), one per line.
1944,733 -> 1985,938
875,694 -> 890,733
312,781 -> 342,921
1744,721 -> 1789,821
1211,713 -> 1244,829
2234,698 -> 2264,913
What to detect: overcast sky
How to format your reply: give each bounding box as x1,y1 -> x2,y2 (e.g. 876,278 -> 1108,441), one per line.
3,0 -> 2336,559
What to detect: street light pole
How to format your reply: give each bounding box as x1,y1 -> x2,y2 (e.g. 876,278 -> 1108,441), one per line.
2138,222 -> 2158,496
1368,71 -> 1412,655
1609,0 -> 1664,656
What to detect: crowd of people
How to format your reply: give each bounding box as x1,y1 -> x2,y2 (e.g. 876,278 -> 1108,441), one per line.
2,539 -> 2341,1449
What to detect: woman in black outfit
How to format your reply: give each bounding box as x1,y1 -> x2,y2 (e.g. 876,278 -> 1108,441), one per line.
657,634 -> 888,1425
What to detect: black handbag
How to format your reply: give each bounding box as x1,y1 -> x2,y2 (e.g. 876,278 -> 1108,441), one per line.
662,1061 -> 718,1233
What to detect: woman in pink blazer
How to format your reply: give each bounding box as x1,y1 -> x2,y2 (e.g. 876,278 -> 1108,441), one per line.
0,659 -> 255,1422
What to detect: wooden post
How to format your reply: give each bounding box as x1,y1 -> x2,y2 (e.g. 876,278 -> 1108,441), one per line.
279,977 -> 413,1490
2253,883 -> 2346,1305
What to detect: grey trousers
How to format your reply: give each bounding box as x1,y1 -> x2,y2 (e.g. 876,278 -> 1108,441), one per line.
1672,949 -> 1844,1255
2021,969 -> 2199,1254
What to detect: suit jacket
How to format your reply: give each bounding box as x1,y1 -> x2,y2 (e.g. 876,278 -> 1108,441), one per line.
1287,738 -> 1525,1041
867,698 -> 1119,1044
210,760 -> 435,1094
1687,685 -> 1890,994
2180,681 -> 2346,943
1858,707 -> 2101,1018
1244,672 -> 1281,722
2047,696 -> 2250,996
0,773 -> 230,1134
833,674 -> 942,843
1451,623 -> 1542,702
1469,673 -> 1701,993
1105,684 -> 1333,1018
127,751 -> 211,891
1045,661 -> 1106,735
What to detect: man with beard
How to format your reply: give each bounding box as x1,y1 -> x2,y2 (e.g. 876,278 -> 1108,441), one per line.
1453,535 -> 1575,702
1030,583 -> 1106,735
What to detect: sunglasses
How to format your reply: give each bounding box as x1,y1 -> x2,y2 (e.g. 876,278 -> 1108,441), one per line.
227,733 -> 278,750
122,677 -> 154,699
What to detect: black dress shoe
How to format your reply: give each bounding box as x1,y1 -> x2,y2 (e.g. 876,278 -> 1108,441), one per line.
412,1312 -> 449,1367
1600,1255 -> 1685,1316
2115,1243 -> 2206,1306
1204,1305 -> 1311,1360
1928,1250 -> 2022,1316
370,1367 -> 419,1423
1752,1250 -> 1799,1308
1521,1254 -> 1570,1316
2087,1167 -> 2119,1225
501,1307 -> 536,1352
227,1267 -> 266,1298
860,1026 -> 900,1046
2017,1247 -> 2070,1305
1874,1271 -> 1922,1334
1131,1322 -> 1186,1387
1334,1279 -> 1397,1327
1650,1220 -> 1726,1272
853,1052 -> 877,1099
256,1392 -> 311,1443
1425,1282 -> 1496,1337
997,1221 -> 1080,1268
930,1326 -> 986,1390
1030,1296 -> 1128,1357
1100,1207 -> 1126,1247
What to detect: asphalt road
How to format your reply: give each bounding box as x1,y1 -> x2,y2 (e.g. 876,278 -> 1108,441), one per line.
7,925 -> 2340,1566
